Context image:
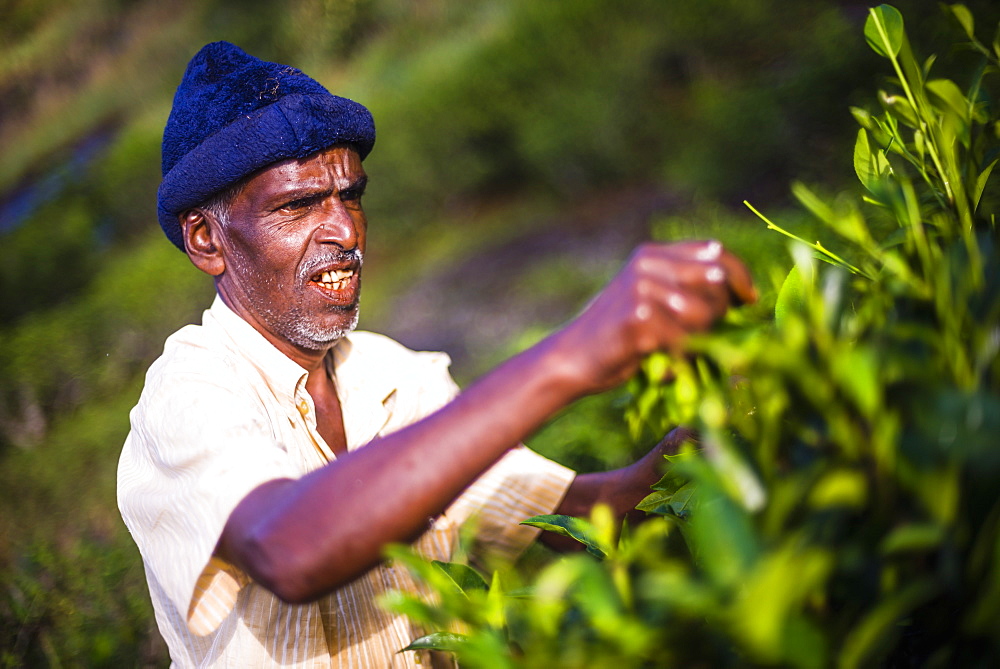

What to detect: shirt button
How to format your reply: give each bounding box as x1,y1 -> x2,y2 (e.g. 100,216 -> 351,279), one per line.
297,399 -> 309,416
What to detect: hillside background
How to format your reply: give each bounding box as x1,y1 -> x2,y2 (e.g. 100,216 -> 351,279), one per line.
2,1 -> 997,665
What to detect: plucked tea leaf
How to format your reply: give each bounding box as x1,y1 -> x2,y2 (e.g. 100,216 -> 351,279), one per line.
637,482 -> 696,519
521,514 -> 607,558
400,631 -> 467,653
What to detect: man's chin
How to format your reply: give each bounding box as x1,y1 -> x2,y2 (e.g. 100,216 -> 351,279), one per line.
288,308 -> 360,350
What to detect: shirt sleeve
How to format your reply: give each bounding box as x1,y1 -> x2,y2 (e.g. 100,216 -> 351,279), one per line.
117,364 -> 298,636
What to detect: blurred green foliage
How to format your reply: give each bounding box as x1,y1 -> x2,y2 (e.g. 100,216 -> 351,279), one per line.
3,0 -> 999,665
381,4 -> 1000,667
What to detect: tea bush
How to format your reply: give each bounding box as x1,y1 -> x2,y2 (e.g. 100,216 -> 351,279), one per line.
382,5 -> 1000,667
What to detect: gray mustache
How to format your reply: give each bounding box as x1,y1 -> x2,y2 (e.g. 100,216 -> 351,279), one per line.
298,249 -> 364,278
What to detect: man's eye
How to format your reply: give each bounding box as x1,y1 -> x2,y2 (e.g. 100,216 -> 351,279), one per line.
281,197 -> 314,211
340,188 -> 364,202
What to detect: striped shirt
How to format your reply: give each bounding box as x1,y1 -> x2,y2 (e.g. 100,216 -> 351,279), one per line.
117,296 -> 575,668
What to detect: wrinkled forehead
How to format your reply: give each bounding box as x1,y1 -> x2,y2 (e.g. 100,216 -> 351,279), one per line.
246,145 -> 365,191
222,145 -> 366,213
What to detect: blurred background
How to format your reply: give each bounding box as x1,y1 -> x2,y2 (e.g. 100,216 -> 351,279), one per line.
2,0 -> 996,664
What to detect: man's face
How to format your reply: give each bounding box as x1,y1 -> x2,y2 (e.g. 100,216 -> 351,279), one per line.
212,145 -> 368,357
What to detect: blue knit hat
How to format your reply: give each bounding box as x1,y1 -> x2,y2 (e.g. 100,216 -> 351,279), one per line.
157,41 -> 376,250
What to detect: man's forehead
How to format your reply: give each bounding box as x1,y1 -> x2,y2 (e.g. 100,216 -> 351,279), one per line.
279,144 -> 363,173
252,145 -> 366,191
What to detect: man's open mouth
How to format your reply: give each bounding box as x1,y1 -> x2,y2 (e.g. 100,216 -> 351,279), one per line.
311,269 -> 354,290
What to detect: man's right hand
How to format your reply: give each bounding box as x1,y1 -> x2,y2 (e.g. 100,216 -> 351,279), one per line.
546,240 -> 756,397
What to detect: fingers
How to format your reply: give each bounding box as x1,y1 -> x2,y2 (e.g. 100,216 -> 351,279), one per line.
716,246 -> 757,306
631,240 -> 756,336
639,281 -> 721,340
639,240 -> 757,307
657,426 -> 699,456
553,239 -> 755,395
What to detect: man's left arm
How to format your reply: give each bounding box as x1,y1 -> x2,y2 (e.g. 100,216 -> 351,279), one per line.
540,426 -> 695,551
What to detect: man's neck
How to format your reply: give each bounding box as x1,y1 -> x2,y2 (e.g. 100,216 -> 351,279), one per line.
304,356 -> 349,456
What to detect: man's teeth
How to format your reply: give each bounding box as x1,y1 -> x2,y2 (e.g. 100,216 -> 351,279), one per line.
313,269 -> 354,289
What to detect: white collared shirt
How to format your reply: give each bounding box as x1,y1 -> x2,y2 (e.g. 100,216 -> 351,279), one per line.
117,296 -> 574,668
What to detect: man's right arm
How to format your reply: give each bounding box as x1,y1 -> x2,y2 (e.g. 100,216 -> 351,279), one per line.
216,240 -> 755,603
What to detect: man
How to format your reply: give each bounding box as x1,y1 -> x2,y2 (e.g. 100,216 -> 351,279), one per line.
118,42 -> 755,668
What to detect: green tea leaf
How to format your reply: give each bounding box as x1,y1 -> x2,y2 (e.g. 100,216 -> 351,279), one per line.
809,469 -> 868,509
880,90 -> 918,127
792,181 -> 872,247
791,181 -> 836,226
379,591 -> 440,625
854,127 -> 874,189
704,432 -> 767,512
950,3 -> 975,39
880,523 -> 946,554
781,616 -> 829,669
853,128 -> 890,193
732,544 -> 833,663
669,452 -> 762,586
400,631 -> 467,653
850,106 -> 874,131
775,266 -> 806,329
636,482 -> 696,519
504,586 -> 534,599
865,5 -> 905,58
926,78 -> 968,119
974,158 -> 998,212
831,345 -> 880,418
913,127 -> 925,159
521,514 -> 607,558
921,53 -> 937,79
644,351 -> 670,381
485,570 -> 505,629
432,561 -> 488,595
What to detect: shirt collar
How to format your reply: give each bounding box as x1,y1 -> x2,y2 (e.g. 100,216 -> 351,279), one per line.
203,294 -> 399,450
330,333 -> 398,450
203,295 -> 309,405
330,336 -> 397,405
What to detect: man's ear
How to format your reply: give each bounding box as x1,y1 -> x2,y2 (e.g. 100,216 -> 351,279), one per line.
180,209 -> 226,276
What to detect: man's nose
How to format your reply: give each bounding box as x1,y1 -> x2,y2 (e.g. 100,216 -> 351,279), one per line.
313,203 -> 359,250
